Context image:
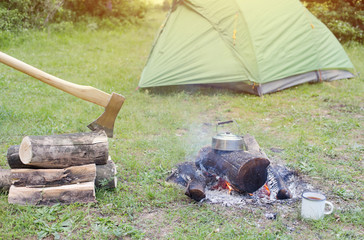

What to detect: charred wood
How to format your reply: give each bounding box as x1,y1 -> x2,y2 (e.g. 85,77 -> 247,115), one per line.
185,180 -> 206,201
166,162 -> 206,201
243,134 -> 268,159
243,134 -> 292,199
268,165 -> 292,200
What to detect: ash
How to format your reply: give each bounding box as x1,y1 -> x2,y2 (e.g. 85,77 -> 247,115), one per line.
167,163 -> 316,207
201,165 -> 315,207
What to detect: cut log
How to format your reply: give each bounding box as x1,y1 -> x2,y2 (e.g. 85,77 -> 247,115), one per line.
196,146 -> 270,193
7,145 -> 39,169
0,169 -> 11,191
8,181 -> 96,206
95,158 -> 117,189
11,164 -> 96,187
0,164 -> 114,190
19,131 -> 108,168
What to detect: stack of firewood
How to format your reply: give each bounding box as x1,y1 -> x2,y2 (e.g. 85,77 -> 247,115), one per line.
0,131 -> 117,206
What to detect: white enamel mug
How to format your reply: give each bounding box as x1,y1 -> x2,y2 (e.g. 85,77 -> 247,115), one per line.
301,192 -> 334,220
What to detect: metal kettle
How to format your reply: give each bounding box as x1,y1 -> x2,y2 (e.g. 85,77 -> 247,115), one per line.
211,120 -> 245,151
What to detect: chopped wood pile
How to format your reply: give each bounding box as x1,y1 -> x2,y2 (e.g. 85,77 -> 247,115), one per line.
0,131 -> 117,206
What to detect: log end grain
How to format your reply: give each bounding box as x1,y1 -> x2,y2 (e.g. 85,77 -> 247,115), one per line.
7,145 -> 39,169
237,158 -> 270,193
19,136 -> 32,164
276,189 -> 292,199
185,180 -> 206,201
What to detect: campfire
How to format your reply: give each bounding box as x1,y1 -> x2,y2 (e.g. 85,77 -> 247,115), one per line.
167,133 -> 312,207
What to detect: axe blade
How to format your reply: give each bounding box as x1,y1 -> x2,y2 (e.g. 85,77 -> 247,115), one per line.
87,93 -> 125,138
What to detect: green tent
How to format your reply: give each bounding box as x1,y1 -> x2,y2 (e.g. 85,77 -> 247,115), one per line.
138,0 -> 355,95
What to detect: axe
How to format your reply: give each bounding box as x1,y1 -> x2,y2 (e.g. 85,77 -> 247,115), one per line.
0,51 -> 124,138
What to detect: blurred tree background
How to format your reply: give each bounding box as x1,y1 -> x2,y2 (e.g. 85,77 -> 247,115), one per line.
0,0 -> 147,31
0,0 -> 362,43
303,0 -> 363,42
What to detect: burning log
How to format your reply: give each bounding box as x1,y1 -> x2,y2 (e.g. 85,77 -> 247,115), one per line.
10,164 -> 96,188
18,131 -> 108,168
185,180 -> 206,201
8,181 -> 96,206
243,134 -> 292,199
166,162 -> 206,201
167,133 -> 293,202
267,165 -> 292,199
196,146 -> 270,193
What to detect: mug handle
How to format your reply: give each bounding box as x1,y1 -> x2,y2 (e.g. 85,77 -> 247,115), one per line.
324,201 -> 334,215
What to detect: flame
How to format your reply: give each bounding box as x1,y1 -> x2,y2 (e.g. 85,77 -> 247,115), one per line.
264,183 -> 271,196
226,181 -> 233,194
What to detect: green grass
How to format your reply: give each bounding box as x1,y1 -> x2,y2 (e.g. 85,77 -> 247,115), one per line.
0,9 -> 363,239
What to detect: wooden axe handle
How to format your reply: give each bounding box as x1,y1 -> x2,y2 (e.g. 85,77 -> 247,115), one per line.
0,51 -> 110,107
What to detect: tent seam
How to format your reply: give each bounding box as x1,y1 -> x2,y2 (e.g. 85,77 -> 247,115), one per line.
183,0 -> 259,83
233,0 -> 262,83
302,6 -> 322,81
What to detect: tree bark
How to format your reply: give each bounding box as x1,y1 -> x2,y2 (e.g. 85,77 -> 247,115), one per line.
0,169 -> 11,191
0,164 -> 115,190
11,164 -> 96,188
8,181 -> 96,206
19,131 -> 108,168
243,134 -> 268,159
7,145 -> 39,169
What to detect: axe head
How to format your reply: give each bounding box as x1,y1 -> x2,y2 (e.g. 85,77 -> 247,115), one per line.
87,92 -> 125,138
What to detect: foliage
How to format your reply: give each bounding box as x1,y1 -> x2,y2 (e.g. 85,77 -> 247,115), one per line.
0,0 -> 147,32
62,0 -> 147,21
304,0 -> 364,43
162,0 -> 171,11
0,0 -> 59,31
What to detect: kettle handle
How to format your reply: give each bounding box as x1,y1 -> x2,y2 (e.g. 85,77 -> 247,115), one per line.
216,120 -> 241,134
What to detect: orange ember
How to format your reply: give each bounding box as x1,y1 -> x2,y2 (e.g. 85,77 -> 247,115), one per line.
264,183 -> 271,196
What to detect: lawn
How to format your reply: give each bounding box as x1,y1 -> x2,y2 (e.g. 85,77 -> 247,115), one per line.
0,9 -> 363,239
